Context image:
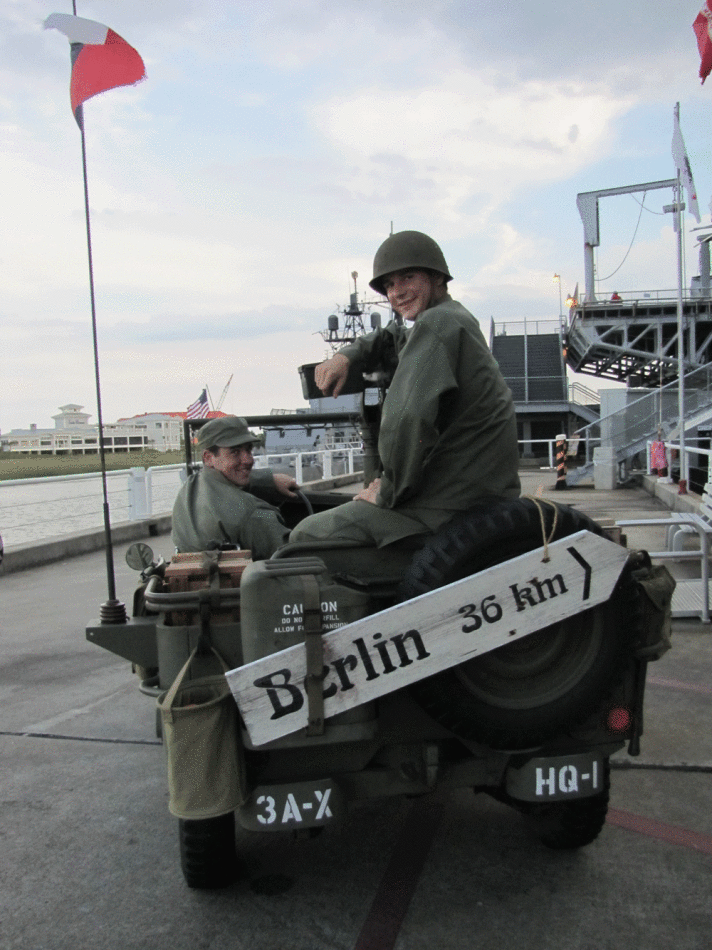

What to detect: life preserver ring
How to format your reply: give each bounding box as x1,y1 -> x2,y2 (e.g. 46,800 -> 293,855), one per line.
397,497 -> 641,749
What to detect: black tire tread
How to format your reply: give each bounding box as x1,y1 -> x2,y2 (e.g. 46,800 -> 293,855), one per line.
524,759 -> 611,849
179,812 -> 240,889
398,498 -> 642,749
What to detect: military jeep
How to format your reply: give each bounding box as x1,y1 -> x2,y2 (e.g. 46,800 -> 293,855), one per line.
86,392 -> 673,890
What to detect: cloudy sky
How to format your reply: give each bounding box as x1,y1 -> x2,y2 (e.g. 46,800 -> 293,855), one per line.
2,0 -> 712,432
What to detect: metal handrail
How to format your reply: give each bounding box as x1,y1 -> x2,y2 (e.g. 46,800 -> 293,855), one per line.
142,574 -> 241,613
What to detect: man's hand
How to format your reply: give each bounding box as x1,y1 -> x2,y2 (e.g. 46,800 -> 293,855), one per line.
354,478 -> 381,505
314,353 -> 350,397
272,473 -> 299,499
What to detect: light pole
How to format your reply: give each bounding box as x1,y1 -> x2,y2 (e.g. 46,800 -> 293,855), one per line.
553,273 -> 565,338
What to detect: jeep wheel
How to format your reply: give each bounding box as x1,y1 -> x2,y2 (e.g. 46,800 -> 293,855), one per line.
398,498 -> 640,749
525,759 -> 611,849
178,813 -> 240,889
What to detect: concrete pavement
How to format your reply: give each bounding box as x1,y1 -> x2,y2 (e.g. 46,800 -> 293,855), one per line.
1,473 -> 710,950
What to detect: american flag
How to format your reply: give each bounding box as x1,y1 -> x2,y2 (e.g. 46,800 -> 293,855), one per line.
186,388 -> 210,419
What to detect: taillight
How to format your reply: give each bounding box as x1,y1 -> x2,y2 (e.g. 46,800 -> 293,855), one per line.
607,707 -> 632,732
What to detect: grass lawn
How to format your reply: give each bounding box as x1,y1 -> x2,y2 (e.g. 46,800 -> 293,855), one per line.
0,450 -> 185,481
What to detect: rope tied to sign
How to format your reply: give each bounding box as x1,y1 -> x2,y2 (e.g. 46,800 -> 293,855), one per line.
522,495 -> 560,562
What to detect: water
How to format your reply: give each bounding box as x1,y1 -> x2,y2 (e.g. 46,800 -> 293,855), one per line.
0,449 -> 365,550
0,468 -> 183,549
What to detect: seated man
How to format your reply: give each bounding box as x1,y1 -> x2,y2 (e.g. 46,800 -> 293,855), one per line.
290,229 -> 521,550
172,416 -> 297,559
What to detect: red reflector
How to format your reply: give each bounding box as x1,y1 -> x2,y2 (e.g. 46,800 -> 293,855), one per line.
607,707 -> 632,731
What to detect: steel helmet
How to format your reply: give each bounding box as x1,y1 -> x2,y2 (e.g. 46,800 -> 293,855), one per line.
369,230 -> 453,295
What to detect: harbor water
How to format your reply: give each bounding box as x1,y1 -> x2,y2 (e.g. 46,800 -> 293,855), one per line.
0,467 -> 183,549
0,449 -> 362,550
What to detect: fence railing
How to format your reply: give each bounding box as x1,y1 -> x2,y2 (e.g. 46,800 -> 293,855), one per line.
256,445 -> 363,484
572,363 -> 712,470
568,381 -> 600,407
644,440 -> 712,487
574,289 -> 705,306
0,449 -> 366,548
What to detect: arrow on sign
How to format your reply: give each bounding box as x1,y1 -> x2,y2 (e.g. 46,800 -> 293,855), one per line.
567,545 -> 592,600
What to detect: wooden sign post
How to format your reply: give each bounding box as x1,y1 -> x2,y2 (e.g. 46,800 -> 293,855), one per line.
226,531 -> 629,746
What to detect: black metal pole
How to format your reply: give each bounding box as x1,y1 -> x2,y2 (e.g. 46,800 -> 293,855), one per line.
76,105 -> 126,623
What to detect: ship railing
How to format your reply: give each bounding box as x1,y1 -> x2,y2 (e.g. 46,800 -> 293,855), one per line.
491,318 -> 562,337
568,381 -> 600,406
501,376 -> 601,408
570,287 -> 712,312
0,448 -> 366,548
571,362 -> 712,476
643,440 -> 712,487
0,465 -> 186,547
253,447 -> 364,483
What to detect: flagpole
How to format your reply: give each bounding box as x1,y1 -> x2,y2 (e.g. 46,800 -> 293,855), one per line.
46,6 -> 145,622
670,100 -> 699,494
675,171 -> 687,491
72,0 -> 125,622
77,112 -> 126,621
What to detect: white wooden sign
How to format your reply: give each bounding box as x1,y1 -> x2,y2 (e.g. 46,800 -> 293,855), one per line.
226,530 -> 629,746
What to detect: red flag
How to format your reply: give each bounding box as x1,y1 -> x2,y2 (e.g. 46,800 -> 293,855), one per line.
693,3 -> 712,84
44,13 -> 145,126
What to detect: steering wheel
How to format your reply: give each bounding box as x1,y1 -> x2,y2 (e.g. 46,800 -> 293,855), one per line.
295,489 -> 314,516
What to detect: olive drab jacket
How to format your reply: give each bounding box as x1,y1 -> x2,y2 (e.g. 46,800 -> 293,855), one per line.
171,466 -> 290,559
339,296 -> 520,531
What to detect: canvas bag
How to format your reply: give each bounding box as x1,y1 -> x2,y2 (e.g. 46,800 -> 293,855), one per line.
158,646 -> 248,819
629,551 -> 676,660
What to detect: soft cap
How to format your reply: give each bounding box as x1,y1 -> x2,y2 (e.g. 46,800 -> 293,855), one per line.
197,416 -> 256,449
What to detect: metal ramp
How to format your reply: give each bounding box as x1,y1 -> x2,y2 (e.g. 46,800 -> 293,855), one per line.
672,580 -> 711,622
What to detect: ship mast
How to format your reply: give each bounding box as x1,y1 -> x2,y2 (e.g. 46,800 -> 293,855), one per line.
320,272 -> 389,352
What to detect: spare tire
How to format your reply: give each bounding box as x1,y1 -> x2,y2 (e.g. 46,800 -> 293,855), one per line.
398,497 -> 641,749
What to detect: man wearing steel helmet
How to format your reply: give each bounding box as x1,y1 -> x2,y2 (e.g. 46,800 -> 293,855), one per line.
172,416 -> 296,559
290,230 -> 520,548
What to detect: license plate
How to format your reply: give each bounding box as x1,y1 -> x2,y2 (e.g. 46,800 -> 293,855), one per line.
505,752 -> 604,803
237,779 -> 344,832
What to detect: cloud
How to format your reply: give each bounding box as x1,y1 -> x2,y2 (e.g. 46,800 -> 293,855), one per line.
2,0 -> 709,436
312,70 -> 637,228
104,304 -> 324,345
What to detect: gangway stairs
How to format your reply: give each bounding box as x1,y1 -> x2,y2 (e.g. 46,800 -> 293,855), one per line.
568,362 -> 712,486
565,294 -> 712,385
567,179 -> 712,384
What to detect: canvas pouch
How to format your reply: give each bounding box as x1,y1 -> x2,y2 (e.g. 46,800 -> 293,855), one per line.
629,552 -> 676,661
158,646 -> 248,819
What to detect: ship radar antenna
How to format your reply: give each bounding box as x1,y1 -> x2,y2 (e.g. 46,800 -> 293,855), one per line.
318,268 -> 388,352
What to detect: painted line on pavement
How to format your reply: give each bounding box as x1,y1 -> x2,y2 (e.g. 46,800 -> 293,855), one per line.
647,675 -> 712,695
352,795 -> 444,950
608,808 -> 712,856
0,730 -> 161,746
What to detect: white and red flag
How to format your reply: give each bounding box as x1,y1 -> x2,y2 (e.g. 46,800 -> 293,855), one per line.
693,2 -> 712,84
672,103 -> 701,223
44,13 -> 145,127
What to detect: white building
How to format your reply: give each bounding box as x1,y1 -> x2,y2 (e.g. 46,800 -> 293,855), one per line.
115,412 -> 185,452
1,405 -> 182,455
